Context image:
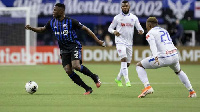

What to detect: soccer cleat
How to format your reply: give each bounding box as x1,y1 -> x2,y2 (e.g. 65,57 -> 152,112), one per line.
138,86 -> 154,98
126,81 -> 131,87
188,91 -> 197,98
84,88 -> 93,95
115,79 -> 123,87
95,75 -> 101,88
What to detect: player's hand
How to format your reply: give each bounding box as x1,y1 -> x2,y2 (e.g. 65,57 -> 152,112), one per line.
25,25 -> 32,30
138,30 -> 143,35
154,56 -> 160,65
98,40 -> 106,47
114,31 -> 120,36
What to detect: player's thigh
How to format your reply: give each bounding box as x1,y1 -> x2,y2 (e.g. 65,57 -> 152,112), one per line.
116,44 -> 127,59
126,46 -> 132,63
61,53 -> 71,67
169,56 -> 180,72
141,56 -> 163,69
64,64 -> 73,74
71,48 -> 82,64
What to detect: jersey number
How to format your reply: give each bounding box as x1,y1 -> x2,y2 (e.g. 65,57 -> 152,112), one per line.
74,50 -> 78,58
159,31 -> 172,44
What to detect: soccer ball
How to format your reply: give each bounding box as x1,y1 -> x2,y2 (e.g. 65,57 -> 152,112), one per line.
25,81 -> 38,94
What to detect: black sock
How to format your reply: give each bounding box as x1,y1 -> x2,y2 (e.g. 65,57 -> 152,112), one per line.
78,65 -> 97,83
69,72 -> 91,91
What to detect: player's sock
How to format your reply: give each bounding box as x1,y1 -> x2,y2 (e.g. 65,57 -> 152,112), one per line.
121,62 -> 129,83
136,66 -> 150,87
69,72 -> 91,90
143,81 -> 150,88
78,65 -> 97,82
177,70 -> 194,91
116,69 -> 123,81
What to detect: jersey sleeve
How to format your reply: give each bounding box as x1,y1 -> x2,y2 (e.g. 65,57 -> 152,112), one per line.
134,16 -> 144,32
146,33 -> 158,57
71,19 -> 83,30
44,20 -> 51,31
108,16 -> 118,34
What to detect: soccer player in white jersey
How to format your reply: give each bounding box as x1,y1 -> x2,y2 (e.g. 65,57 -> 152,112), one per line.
136,17 -> 197,98
108,1 -> 144,87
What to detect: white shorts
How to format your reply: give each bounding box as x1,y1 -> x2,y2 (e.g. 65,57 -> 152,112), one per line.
116,44 -> 132,63
141,53 -> 180,72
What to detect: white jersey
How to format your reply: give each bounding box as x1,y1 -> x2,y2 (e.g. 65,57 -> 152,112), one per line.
108,13 -> 144,46
146,27 -> 177,57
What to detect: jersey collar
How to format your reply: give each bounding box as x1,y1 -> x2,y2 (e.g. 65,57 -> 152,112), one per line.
153,26 -> 160,29
121,12 -> 130,16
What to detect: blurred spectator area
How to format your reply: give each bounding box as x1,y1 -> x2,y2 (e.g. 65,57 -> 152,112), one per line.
0,17 -> 25,46
180,19 -> 199,46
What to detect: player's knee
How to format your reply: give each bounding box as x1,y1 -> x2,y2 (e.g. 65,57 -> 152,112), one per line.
136,62 -> 140,66
121,57 -> 127,62
72,64 -> 81,71
175,69 -> 181,75
136,62 -> 144,68
64,68 -> 73,75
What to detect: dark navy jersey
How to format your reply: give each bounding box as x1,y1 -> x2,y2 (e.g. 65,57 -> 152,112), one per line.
45,17 -> 83,51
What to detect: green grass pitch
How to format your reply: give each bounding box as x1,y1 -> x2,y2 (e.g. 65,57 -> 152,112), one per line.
0,64 -> 200,112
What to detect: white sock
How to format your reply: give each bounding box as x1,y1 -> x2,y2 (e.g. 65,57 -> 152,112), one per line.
178,70 -> 193,91
136,66 -> 150,87
121,62 -> 130,83
116,69 -> 123,81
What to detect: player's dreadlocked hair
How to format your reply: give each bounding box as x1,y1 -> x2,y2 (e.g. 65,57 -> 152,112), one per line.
147,17 -> 158,26
55,3 -> 65,10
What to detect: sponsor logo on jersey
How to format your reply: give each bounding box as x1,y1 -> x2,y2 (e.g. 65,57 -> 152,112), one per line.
121,23 -> 125,26
125,23 -> 133,27
54,30 -> 68,35
121,23 -> 133,27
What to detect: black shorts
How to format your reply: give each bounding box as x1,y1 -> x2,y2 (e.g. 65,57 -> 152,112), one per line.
60,48 -> 82,67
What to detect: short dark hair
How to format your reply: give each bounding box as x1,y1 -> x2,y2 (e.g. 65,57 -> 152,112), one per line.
122,1 -> 129,4
55,3 -> 65,10
147,17 -> 158,25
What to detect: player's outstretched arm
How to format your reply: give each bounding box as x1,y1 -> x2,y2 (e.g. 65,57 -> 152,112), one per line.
81,26 -> 106,47
25,25 -> 47,33
135,17 -> 144,35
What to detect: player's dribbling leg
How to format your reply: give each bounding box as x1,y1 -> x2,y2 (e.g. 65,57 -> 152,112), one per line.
68,72 -> 93,95
72,49 -> 101,88
64,64 -> 92,95
75,64 -> 101,88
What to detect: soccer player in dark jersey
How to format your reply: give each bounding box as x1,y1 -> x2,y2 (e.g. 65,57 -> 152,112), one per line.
25,3 -> 105,95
